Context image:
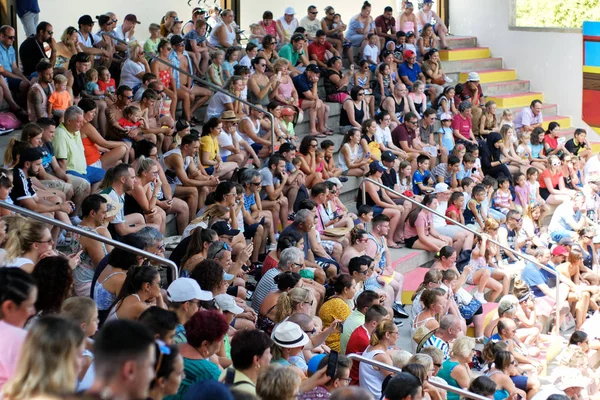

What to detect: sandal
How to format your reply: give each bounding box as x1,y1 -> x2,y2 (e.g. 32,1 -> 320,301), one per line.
388,243 -> 402,249
310,132 -> 327,138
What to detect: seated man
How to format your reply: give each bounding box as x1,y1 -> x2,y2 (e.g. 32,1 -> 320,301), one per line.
547,192 -> 587,243
278,33 -> 311,75
10,147 -> 73,238
259,154 -> 290,241
100,163 -> 146,238
218,110 -> 261,168
399,50 -> 429,96
0,25 -> 31,103
374,7 -> 396,50
53,106 -> 105,192
163,133 -> 218,218
514,99 -> 543,133
105,85 -> 137,162
391,112 -> 434,169
27,61 -> 55,122
18,21 -> 56,78
293,64 -> 331,136
308,30 -> 339,69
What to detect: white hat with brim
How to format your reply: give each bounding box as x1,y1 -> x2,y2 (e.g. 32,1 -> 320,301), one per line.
553,368 -> 590,390
284,6 -> 296,15
467,72 -> 480,82
215,294 -> 244,315
167,278 -> 213,302
271,321 -> 310,348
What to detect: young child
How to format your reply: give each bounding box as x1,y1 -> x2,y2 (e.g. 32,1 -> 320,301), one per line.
437,113 -> 454,163
97,66 -> 116,103
451,143 -> 467,163
321,140 -> 343,178
513,172 -> 529,212
493,175 -> 515,214
144,23 -> 162,55
138,306 -> 180,343
292,156 -> 303,173
222,46 -> 240,80
84,68 -> 104,97
363,33 -> 380,72
468,147 -> 483,183
460,177 -> 475,211
446,191 -> 465,225
388,31 -> 406,65
525,167 -> 543,205
436,86 -> 457,117
481,176 -> 505,223
60,297 -> 98,391
47,74 -> 72,120
354,204 -> 374,230
118,106 -> 147,162
499,109 -> 514,128
239,42 -> 258,69
457,152 -> 476,183
331,14 -> 349,46
405,31 -> 417,54
314,148 -> 327,179
207,49 -> 225,87
280,107 -> 300,147
184,19 -> 211,77
248,23 -> 265,48
409,80 -> 427,119
398,160 -> 414,194
0,168 -> 13,215
377,63 -> 394,100
412,155 -> 435,195
464,184 -> 486,230
167,19 -> 183,39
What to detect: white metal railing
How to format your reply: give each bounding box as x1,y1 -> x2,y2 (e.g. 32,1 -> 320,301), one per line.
361,178 -> 562,331
346,354 -> 490,400
108,35 -> 277,154
0,202 -> 178,281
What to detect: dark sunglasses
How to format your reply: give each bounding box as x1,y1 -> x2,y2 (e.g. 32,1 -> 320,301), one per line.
46,31 -> 54,35
126,95 -> 134,99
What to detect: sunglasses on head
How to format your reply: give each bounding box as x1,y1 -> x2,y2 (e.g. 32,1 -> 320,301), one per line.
155,340 -> 171,374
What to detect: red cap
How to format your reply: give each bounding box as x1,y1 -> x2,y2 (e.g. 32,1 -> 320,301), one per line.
551,245 -> 568,256
124,14 -> 141,24
404,50 -> 416,59
281,107 -> 296,116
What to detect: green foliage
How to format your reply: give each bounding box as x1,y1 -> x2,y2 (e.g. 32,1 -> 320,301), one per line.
516,0 -> 600,28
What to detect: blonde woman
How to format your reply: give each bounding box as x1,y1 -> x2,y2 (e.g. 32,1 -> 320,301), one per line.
274,287 -> 314,323
257,365 -> 302,400
499,124 -> 528,174
409,353 -> 447,400
436,336 -> 476,400
3,219 -> 53,273
125,157 -> 167,234
358,319 -> 397,399
479,101 -> 498,138
2,315 -> 85,400
160,11 -> 179,37
182,204 -> 230,238
121,41 -> 151,92
55,26 -> 84,70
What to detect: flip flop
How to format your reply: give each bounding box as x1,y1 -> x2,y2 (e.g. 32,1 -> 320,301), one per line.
388,243 -> 402,249
310,133 -> 327,138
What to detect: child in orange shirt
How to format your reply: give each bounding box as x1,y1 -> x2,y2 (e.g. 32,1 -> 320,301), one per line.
47,74 -> 72,122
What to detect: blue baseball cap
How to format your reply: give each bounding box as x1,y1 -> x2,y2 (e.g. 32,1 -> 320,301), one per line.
369,161 -> 388,173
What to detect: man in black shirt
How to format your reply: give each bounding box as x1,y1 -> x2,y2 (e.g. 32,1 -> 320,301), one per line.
18,21 -> 56,77
380,150 -> 404,205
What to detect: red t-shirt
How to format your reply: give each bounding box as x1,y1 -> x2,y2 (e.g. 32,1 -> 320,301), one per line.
261,254 -> 279,275
391,123 -> 416,149
451,113 -> 472,140
345,325 -> 370,385
307,41 -> 332,63
374,15 -> 396,35
538,169 -> 563,189
544,135 -> 558,150
98,78 -> 116,94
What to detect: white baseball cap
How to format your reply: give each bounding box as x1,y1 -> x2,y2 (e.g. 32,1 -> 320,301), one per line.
284,6 -> 295,15
434,182 -> 450,193
214,294 -> 244,315
467,72 -> 480,82
167,278 -> 213,302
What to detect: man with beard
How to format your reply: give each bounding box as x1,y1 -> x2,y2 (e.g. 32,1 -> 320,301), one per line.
27,60 -> 54,121
100,163 -> 146,237
10,147 -> 73,239
19,21 -> 56,77
259,154 -> 290,241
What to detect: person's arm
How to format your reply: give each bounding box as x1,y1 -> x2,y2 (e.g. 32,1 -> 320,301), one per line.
18,196 -> 72,214
28,88 -> 47,119
49,157 -> 70,182
264,176 -> 287,201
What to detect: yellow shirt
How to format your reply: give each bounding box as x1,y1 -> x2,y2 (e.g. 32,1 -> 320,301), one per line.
200,135 -> 219,167
318,297 -> 352,352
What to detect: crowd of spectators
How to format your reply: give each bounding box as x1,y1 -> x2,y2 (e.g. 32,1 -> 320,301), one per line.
1,2 -> 600,400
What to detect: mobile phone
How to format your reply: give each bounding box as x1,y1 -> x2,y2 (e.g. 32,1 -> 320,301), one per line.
335,321 -> 343,333
277,71 -> 282,80
326,350 -> 338,378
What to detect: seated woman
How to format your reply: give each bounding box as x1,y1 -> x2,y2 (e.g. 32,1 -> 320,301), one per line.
125,157 -> 167,234
484,350 -> 528,400
318,274 -> 355,351
270,321 -> 311,377
557,330 -> 600,396
517,202 -> 548,255
274,287 -> 315,324
499,124 -> 529,174
337,128 -> 370,177
538,155 -> 575,206
359,319 -> 397,400
150,40 -> 178,119
105,266 -> 166,322
358,161 -> 405,247
297,136 -> 325,188
441,269 -> 483,341
480,132 -> 513,180
403,194 -> 452,251
323,56 -> 351,104
412,288 -> 447,347
2,218 -> 53,273
575,227 -> 600,286
179,227 -> 218,276
205,76 -> 245,121
200,117 -> 240,180
340,87 -> 370,134
258,271 -> 302,334
437,337 -> 476,400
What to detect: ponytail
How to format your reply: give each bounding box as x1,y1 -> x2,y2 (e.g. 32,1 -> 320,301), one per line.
274,291 -> 293,323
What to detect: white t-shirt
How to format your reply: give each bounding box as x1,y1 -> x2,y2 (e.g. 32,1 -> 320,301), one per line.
205,91 -> 233,121
218,129 -> 243,158
375,125 -> 393,147
105,188 -> 125,224
299,16 -> 321,37
120,60 -> 145,88
363,44 -> 379,63
584,154 -> 600,184
434,201 -> 448,228
78,32 -> 102,48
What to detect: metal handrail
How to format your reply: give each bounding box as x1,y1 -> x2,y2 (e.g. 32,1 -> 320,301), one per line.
361,178 -> 562,332
108,34 -> 277,155
346,354 -> 490,400
0,201 -> 178,280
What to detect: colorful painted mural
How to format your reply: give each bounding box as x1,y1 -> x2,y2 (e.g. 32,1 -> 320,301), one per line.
583,22 -> 600,137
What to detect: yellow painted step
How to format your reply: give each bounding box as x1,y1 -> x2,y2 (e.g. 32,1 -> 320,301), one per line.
542,116 -> 571,130
487,92 -> 544,108
439,47 -> 491,61
459,69 -> 517,84
591,142 -> 600,154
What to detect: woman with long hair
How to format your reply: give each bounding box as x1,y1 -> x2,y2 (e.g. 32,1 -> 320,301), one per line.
205,75 -> 245,121
358,319 -> 397,399
200,117 -> 239,180
257,34 -> 280,72
538,154 -> 574,205
340,86 -> 370,133
105,266 -> 166,322
148,343 -> 184,400
410,269 -> 443,317
30,256 -> 73,318
412,288 -> 447,346
517,202 -> 547,254
479,101 -> 498,138
484,350 -> 527,400
297,136 -> 325,188
360,118 -> 382,161
179,227 -> 218,275
274,287 -> 314,323
151,40 -> 178,119
2,315 -> 85,400
337,128 -> 369,176
248,56 -> 280,106
576,227 -> 600,285
318,274 -> 356,351
259,271 -> 302,334
3,218 -> 53,273
55,26 -> 84,70
404,194 -> 452,251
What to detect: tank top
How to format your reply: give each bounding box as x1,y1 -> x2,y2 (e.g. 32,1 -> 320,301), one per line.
94,271 -> 126,311
357,185 -> 382,208
324,69 -> 346,96
163,148 -> 191,185
278,77 -> 294,99
247,81 -> 271,106
239,117 -> 261,145
437,360 -> 461,400
409,92 -> 426,117
106,293 -> 142,322
463,200 -> 481,226
340,100 -> 365,127
485,370 -> 511,400
358,348 -> 387,399
367,233 -> 386,270
445,204 -> 460,225
380,95 -> 405,121
401,20 -> 415,33
337,142 -> 363,170
82,136 -> 101,166
208,22 -> 237,47
73,226 -> 107,296
27,82 -> 54,121
278,16 -> 298,42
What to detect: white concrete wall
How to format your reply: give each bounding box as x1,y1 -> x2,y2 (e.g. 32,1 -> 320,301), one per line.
449,0 -> 590,131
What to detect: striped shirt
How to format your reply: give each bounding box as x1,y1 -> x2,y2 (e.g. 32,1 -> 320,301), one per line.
423,334 -> 449,360
250,268 -> 280,313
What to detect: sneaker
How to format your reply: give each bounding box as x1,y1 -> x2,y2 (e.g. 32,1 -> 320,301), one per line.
267,243 -> 277,252
392,302 -> 409,318
393,317 -> 404,326
0,127 -> 14,136
473,291 -> 487,304
339,176 -> 349,183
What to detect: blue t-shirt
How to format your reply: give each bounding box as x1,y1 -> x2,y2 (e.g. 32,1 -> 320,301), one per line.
17,0 -> 39,17
243,192 -> 256,211
457,164 -> 473,181
292,72 -> 312,98
521,261 -> 547,298
412,169 -> 432,195
399,61 -> 422,85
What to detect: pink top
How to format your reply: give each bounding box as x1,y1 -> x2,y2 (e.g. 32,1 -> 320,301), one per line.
401,20 -> 415,33
404,211 -> 433,239
494,188 -> 512,208
277,78 -> 294,100
0,320 -> 28,389
260,20 -> 278,37
515,183 -> 530,207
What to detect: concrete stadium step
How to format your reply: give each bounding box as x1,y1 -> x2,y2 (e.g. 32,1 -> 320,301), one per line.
440,57 -> 503,74
542,115 -> 571,130
496,103 -> 558,119
458,69 -> 517,84
439,47 -> 491,61
445,36 -> 478,49
481,80 -> 530,96
487,92 -> 544,108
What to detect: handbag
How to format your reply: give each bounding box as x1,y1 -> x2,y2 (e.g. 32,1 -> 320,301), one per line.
0,112 -> 21,130
455,287 -> 481,320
